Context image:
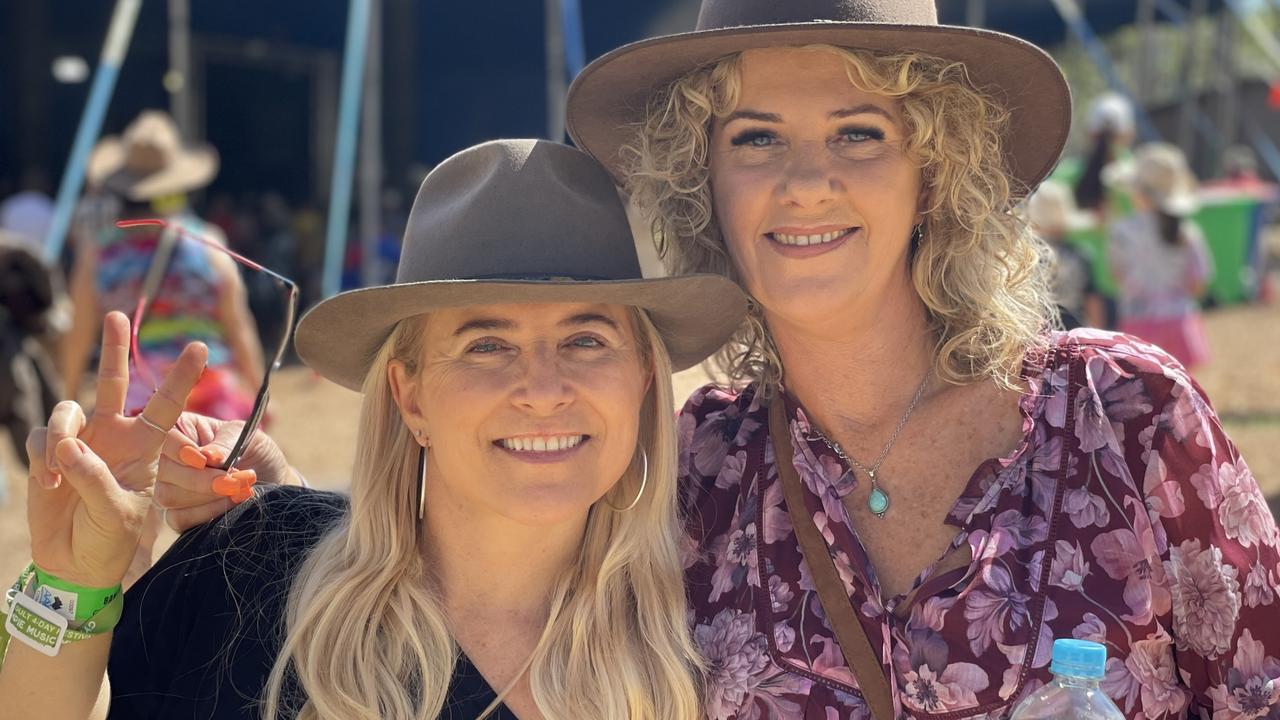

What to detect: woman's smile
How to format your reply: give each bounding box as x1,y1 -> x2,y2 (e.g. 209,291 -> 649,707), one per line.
495,433 -> 590,463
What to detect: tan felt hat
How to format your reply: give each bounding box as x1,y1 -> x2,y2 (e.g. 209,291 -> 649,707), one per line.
295,139 -> 749,390
87,110 -> 219,201
566,0 -> 1072,198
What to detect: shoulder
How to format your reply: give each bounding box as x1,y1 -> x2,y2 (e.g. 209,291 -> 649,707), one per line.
678,383 -> 769,461
1053,328 -> 1195,399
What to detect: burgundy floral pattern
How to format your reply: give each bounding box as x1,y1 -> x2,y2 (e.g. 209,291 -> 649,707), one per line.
680,330 -> 1280,719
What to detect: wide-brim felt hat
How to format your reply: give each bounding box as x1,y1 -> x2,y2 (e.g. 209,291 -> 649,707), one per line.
87,110 -> 219,201
566,0 -> 1071,198
296,139 -> 748,391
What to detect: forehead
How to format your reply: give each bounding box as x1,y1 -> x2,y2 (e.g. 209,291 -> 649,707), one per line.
733,47 -> 900,120
425,302 -> 635,333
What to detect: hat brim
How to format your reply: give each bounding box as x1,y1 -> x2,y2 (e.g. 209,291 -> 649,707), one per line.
295,274 -> 748,391
87,137 -> 219,200
566,22 -> 1071,198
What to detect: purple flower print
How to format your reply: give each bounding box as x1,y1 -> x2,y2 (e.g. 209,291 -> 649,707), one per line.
901,660 -> 990,713
1049,539 -> 1091,592
709,522 -> 760,602
1166,539 -> 1242,659
1244,563 -> 1276,609
1125,629 -> 1190,719
1062,487 -> 1111,529
811,635 -> 857,687
964,564 -> 1031,656
773,621 -> 795,653
692,404 -> 762,477
1206,629 -> 1280,720
768,575 -> 794,614
695,608 -> 807,720
1215,457 -> 1274,549
1071,612 -> 1107,643
715,450 -> 749,490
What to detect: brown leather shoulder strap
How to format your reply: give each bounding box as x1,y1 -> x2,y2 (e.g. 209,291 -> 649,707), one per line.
769,401 -> 895,720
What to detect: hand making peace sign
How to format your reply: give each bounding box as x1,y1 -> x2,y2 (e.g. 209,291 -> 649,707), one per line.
25,311 -> 207,590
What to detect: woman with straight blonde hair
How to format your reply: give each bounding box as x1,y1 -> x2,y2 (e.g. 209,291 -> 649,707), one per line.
0,139 -> 746,719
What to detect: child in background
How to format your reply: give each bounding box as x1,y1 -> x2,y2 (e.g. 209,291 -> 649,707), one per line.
1105,143 -> 1213,369
1027,180 -> 1106,330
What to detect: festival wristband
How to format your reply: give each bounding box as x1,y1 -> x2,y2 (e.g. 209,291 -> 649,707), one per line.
1,564 -> 123,658
33,564 -> 121,623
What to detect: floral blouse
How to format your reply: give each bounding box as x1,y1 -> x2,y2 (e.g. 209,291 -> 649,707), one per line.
678,330 -> 1280,720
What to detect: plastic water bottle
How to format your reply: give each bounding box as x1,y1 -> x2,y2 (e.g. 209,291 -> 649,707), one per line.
1009,639 -> 1126,720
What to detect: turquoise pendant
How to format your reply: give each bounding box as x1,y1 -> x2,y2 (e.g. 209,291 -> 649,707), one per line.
867,472 -> 890,518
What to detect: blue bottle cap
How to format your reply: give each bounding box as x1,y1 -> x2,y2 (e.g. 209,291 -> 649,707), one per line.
1050,639 -> 1107,679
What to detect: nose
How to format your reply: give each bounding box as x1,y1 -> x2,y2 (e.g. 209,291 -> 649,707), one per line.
778,141 -> 838,210
512,343 -> 574,415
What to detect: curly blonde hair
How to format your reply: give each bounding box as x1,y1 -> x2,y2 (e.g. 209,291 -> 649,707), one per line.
622,45 -> 1057,393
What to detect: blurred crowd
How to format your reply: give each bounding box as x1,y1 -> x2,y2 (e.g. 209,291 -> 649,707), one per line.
1028,91 -> 1277,371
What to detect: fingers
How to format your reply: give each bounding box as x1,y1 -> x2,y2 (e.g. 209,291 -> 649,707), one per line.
138,342 -> 209,444
45,400 -> 87,476
95,311 -> 133,416
162,497 -> 235,533
26,427 -> 58,490
54,437 -> 126,514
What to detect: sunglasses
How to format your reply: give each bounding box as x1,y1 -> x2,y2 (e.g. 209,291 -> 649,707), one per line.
116,218 -> 299,472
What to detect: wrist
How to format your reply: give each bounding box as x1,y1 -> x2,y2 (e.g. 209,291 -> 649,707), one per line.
31,565 -> 121,623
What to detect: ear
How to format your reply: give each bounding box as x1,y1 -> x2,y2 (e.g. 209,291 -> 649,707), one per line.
387,359 -> 427,439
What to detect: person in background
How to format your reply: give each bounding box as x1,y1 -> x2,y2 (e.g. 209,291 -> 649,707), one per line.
0,167 -> 55,255
1106,142 -> 1214,370
61,110 -> 266,584
1074,92 -> 1136,217
1026,180 -> 1106,329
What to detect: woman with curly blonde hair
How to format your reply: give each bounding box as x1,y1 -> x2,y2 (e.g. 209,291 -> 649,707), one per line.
563,1 -> 1278,719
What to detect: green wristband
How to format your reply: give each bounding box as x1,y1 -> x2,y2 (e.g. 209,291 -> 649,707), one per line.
32,565 -> 121,623
1,564 -> 123,660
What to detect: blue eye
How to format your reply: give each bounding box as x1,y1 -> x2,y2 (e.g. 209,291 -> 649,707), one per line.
731,131 -> 777,148
837,126 -> 885,143
568,335 -> 605,349
467,340 -> 504,354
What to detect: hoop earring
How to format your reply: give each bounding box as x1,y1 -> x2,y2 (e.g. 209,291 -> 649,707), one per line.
417,445 -> 427,521
605,448 -> 648,512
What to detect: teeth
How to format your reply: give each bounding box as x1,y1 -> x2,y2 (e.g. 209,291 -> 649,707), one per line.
500,435 -> 584,453
771,229 -> 850,246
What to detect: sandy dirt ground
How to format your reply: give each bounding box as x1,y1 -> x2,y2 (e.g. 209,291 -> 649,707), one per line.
1,299 -> 1278,586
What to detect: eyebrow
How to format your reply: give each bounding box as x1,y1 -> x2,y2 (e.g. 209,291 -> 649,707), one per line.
723,104 -> 894,125
829,104 -> 894,121
452,318 -> 514,337
560,313 -> 621,331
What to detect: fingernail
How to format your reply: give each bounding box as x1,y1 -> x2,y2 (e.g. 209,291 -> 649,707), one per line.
212,475 -> 239,496
231,486 -> 253,503
231,469 -> 256,485
202,448 -> 226,466
179,446 -> 208,469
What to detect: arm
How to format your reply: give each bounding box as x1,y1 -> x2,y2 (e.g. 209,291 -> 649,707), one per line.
61,241 -> 101,399
0,313 -> 207,717
1141,362 -> 1280,718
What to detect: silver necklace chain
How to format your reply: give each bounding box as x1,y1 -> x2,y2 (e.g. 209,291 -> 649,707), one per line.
806,368 -> 933,479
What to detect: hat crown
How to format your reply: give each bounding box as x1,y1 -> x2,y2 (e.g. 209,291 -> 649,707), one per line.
397,140 -> 642,285
696,0 -> 937,31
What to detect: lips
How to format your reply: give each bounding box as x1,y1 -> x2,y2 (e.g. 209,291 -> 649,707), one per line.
767,227 -> 857,247
496,435 -> 586,453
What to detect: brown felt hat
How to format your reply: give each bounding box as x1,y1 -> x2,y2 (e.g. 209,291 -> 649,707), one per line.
295,139 -> 748,390
87,110 -> 219,200
566,0 -> 1071,198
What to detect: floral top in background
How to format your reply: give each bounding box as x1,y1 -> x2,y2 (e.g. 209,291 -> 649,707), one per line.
679,330 -> 1280,720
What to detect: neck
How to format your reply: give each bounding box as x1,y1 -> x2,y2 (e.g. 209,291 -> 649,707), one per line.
425,480 -> 586,627
770,289 -> 936,438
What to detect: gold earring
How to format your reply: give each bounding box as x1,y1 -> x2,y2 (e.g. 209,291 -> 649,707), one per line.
605,449 -> 648,512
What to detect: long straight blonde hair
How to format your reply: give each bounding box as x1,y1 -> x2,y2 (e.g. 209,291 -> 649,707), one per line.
261,308 -> 702,719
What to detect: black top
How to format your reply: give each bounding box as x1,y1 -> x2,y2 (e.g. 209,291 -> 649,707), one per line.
108,485 -> 515,719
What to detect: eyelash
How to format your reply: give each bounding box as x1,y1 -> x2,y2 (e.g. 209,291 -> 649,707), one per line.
464,335 -> 607,354
728,126 -> 886,147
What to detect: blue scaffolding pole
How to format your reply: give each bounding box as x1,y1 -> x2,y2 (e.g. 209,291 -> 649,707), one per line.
43,0 -> 143,263
322,0 -> 372,299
